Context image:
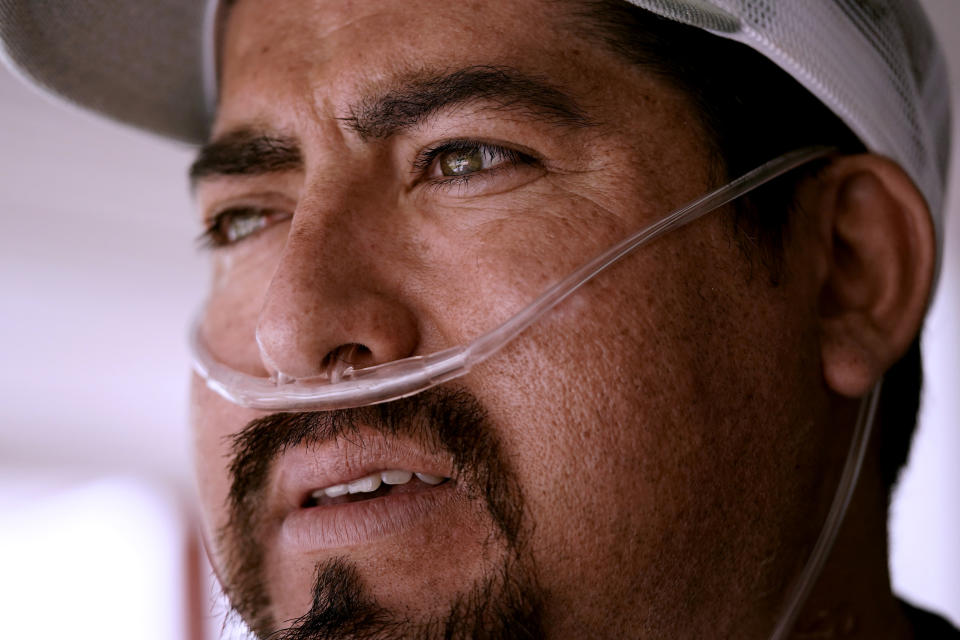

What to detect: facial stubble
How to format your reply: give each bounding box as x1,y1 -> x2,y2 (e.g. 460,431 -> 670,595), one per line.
216,387 -> 544,639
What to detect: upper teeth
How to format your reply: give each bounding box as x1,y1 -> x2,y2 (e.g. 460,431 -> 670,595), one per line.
311,470 -> 447,499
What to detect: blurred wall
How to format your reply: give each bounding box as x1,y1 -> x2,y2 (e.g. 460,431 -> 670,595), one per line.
0,0 -> 957,631
0,67 -> 201,487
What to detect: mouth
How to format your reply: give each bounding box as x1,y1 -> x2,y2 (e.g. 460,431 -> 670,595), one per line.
301,469 -> 449,508
273,434 -> 460,552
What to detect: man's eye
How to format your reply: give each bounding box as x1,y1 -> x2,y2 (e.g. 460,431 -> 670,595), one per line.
198,206 -> 289,248
418,140 -> 535,182
438,145 -> 503,176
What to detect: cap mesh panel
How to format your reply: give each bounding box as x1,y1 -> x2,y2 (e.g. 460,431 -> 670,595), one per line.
627,0 -> 952,244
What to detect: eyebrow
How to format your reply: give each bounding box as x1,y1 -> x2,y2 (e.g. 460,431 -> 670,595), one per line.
342,65 -> 594,139
190,65 -> 593,186
189,129 -> 302,187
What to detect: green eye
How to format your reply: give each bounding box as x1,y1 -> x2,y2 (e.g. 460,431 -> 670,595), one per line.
427,142 -> 530,179
440,148 -> 485,176
199,206 -> 289,248
220,208 -> 269,243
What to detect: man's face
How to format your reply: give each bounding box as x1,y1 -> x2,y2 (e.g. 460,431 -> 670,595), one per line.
191,0 -> 839,636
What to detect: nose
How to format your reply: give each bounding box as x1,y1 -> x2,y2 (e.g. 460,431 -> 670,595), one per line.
254,195 -> 420,381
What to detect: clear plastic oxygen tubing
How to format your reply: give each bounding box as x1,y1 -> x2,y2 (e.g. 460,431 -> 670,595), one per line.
190,145 -> 835,412
768,380 -> 882,640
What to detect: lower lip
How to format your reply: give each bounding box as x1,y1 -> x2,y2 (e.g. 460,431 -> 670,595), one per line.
279,484 -> 458,551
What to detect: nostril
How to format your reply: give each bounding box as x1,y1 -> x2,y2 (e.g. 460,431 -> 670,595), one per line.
322,343 -> 373,382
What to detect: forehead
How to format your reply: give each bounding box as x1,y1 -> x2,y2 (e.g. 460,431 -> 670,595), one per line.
222,0 -> 571,70
216,0 -> 607,133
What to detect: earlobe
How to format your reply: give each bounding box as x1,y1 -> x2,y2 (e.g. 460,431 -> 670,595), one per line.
813,155 -> 935,398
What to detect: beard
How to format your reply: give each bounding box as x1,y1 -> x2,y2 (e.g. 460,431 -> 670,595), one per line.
215,386 -> 545,639
266,552 -> 541,640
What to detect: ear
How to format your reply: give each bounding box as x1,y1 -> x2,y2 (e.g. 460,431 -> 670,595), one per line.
808,154 -> 935,398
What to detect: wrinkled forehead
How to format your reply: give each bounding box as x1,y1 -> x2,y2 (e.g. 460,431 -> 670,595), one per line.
221,0 -> 569,60
213,0 -> 603,134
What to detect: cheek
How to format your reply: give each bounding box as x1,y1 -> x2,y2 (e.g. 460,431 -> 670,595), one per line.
407,186 -> 650,351
190,374 -> 266,552
468,223 -> 827,633
202,232 -> 287,373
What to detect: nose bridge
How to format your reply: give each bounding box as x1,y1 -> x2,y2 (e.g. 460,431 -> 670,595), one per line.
255,169 -> 419,380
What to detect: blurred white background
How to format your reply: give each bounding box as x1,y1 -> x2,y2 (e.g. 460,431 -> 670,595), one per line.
0,2 -> 957,637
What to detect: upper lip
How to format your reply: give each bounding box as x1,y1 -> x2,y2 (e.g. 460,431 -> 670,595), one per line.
268,427 -> 455,514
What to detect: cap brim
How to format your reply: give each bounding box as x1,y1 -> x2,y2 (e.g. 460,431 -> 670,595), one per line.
0,0 -> 215,144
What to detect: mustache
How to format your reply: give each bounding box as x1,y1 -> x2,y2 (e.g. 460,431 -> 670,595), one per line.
219,387 -> 527,635
225,386 -> 521,545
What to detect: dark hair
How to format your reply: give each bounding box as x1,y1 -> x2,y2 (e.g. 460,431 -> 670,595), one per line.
577,0 -> 923,496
